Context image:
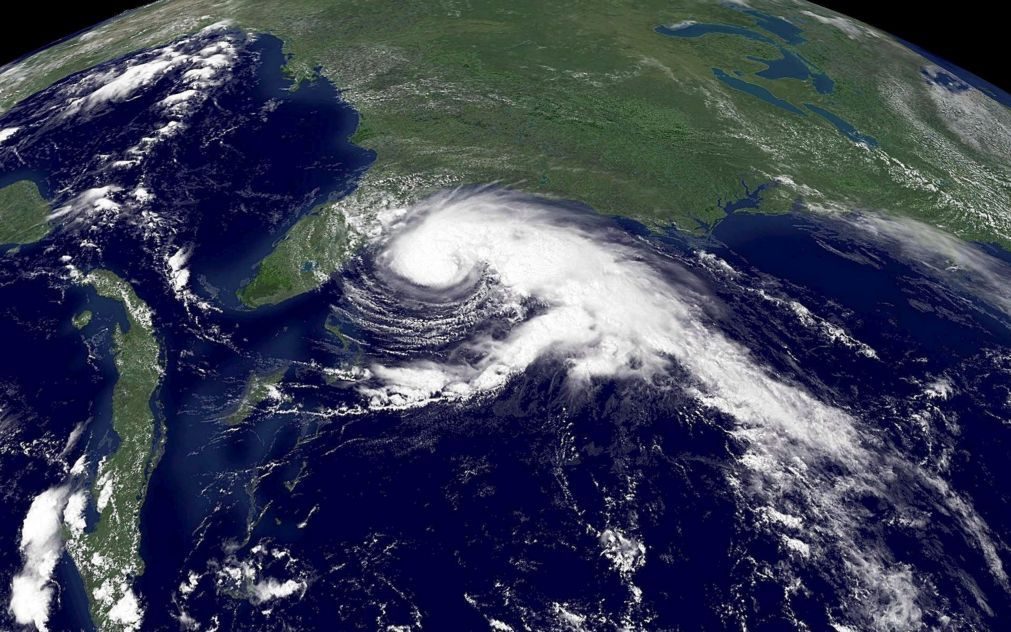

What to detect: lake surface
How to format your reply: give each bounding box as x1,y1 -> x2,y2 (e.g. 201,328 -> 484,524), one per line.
658,11 -> 881,147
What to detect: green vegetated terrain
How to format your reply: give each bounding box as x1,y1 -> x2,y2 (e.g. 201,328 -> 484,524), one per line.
237,203 -> 350,307
72,309 -> 93,329
2,0 -> 1009,308
0,179 -> 50,244
66,270 -> 164,631
227,365 -> 289,425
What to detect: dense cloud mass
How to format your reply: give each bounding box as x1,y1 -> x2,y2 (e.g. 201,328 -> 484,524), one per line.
8,486 -> 69,632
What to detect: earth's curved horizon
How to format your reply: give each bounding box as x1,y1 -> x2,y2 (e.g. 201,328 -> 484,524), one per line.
1,1 -> 1011,631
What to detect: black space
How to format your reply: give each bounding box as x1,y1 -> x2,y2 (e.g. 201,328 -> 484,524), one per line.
0,2 -> 1007,93
817,0 -> 1006,90
0,2 -> 144,66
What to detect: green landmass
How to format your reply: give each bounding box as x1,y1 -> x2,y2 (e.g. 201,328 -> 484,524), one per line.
227,366 -> 289,425
237,203 -> 349,307
66,270 -> 164,631
2,0 -> 1009,307
72,309 -> 93,329
324,315 -> 349,347
0,179 -> 50,245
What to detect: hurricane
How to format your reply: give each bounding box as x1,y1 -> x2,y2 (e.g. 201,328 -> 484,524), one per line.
321,187 -> 1011,629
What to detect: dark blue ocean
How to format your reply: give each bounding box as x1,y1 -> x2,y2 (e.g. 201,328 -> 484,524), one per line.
1,21 -> 1011,632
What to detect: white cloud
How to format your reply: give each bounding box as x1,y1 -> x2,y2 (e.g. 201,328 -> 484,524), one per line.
357,189 -> 865,446
919,64 -> 1011,160
69,53 -> 186,114
48,185 -> 123,221
212,545 -> 307,608
839,212 -> 1011,317
61,31 -> 238,127
599,529 -> 645,576
249,578 -> 305,604
63,490 -> 88,536
754,289 -> 878,358
800,10 -> 873,39
167,246 -> 192,292
8,486 -> 71,632
0,126 -> 20,143
359,188 -> 714,406
96,471 -> 114,513
160,89 -> 197,108
107,587 -> 142,629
